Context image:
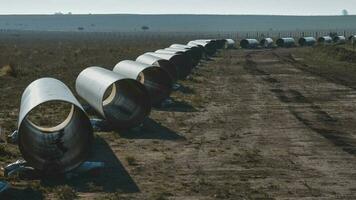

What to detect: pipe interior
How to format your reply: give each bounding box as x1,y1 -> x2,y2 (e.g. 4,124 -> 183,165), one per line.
170,55 -> 192,79
19,104 -> 92,172
102,80 -> 151,129
139,67 -> 173,105
276,39 -> 284,47
157,60 -> 178,82
27,101 -> 73,132
240,40 -> 249,48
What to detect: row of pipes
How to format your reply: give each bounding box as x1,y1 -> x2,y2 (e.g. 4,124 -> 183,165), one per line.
240,35 -> 356,49
15,38 -> 235,174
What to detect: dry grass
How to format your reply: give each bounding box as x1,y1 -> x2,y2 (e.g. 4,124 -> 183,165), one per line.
0,64 -> 17,77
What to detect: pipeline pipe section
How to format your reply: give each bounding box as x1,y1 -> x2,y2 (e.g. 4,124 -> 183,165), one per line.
136,54 -> 178,82
169,44 -> 204,61
298,37 -> 317,47
113,60 -> 173,106
260,38 -> 274,48
76,67 -> 151,129
317,36 -> 333,44
163,48 -> 200,66
276,38 -> 296,48
333,36 -> 346,44
348,35 -> 356,41
187,40 -> 217,56
215,39 -> 227,49
225,39 -> 236,49
17,78 -> 93,173
240,39 -> 259,49
146,52 -> 193,79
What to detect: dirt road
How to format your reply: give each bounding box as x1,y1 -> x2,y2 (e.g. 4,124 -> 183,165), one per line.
72,48 -> 355,200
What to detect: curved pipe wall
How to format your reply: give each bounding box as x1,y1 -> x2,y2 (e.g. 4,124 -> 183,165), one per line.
188,40 -> 217,56
76,67 -> 151,129
333,36 -> 346,44
225,39 -> 236,49
298,37 -> 316,46
113,60 -> 173,106
18,78 -> 93,173
317,36 -> 333,44
348,35 -> 356,41
163,48 -> 200,66
260,38 -> 274,48
136,54 -> 178,82
276,38 -> 296,48
146,52 -> 192,79
169,44 -> 203,62
240,39 -> 259,49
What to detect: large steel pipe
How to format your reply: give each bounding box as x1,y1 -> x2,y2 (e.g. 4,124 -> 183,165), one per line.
260,38 -> 274,48
146,52 -> 192,79
298,37 -> 317,46
18,78 -> 93,173
333,36 -> 346,44
113,60 -> 173,106
348,35 -> 356,41
76,67 -> 151,129
276,38 -> 296,47
136,54 -> 178,82
240,39 -> 259,49
169,44 -> 203,62
317,36 -> 333,44
163,48 -> 200,66
216,39 -> 227,49
188,40 -> 217,56
225,39 -> 236,49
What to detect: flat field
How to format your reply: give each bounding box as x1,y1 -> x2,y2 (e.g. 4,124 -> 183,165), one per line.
1,32 -> 356,199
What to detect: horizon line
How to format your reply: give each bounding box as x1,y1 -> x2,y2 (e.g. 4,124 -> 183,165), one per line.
0,13 -> 354,17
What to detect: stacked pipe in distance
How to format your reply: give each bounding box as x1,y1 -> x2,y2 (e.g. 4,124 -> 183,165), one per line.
18,78 -> 93,173
260,38 -> 274,48
276,38 -> 296,48
146,52 -> 193,79
188,40 -> 217,56
348,35 -> 356,41
333,36 -> 346,44
225,39 -> 236,49
76,67 -> 151,129
318,36 -> 333,44
113,60 -> 173,106
240,39 -> 259,49
298,37 -> 317,47
215,39 -> 228,49
136,54 -> 178,82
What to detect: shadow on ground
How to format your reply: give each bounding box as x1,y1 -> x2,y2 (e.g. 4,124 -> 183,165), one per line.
1,136 -> 140,198
119,118 -> 186,140
155,99 -> 197,112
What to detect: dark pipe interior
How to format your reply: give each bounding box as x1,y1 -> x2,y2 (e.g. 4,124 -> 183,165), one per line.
140,67 -> 173,106
170,54 -> 193,79
103,80 -> 151,129
157,60 -> 178,82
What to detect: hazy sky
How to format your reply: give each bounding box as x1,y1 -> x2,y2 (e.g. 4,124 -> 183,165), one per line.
1,0 -> 355,15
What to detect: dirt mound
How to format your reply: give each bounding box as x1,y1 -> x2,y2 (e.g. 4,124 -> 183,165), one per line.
0,64 -> 17,78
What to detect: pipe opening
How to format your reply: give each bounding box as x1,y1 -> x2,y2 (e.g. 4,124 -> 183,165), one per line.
138,67 -> 173,105
19,103 -> 92,173
26,101 -> 74,132
102,80 -> 151,129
